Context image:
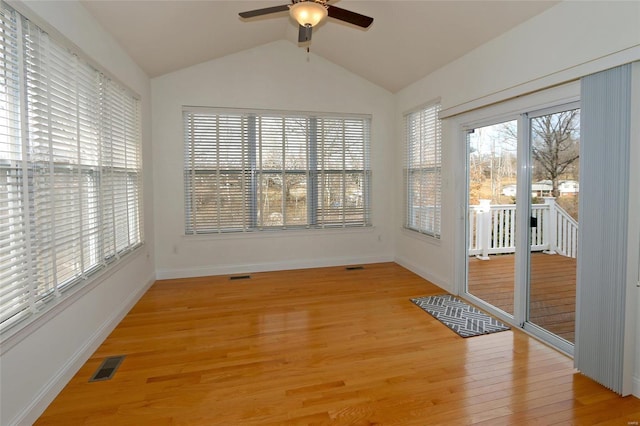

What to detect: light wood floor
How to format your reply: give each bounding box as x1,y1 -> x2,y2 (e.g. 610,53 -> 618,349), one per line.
37,263 -> 640,425
468,253 -> 577,342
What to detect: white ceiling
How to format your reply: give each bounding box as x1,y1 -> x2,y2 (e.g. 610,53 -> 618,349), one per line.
81,0 -> 558,93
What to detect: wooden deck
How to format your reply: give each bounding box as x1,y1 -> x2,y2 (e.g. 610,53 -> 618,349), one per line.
468,252 -> 577,342
35,262 -> 640,425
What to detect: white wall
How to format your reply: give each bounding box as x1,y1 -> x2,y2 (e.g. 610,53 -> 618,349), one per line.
0,2 -> 155,425
394,0 -> 639,394
152,40 -> 395,279
2,2 -> 637,423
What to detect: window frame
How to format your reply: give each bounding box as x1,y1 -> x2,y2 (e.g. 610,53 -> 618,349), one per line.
403,101 -> 443,238
183,107 -> 372,234
0,3 -> 144,336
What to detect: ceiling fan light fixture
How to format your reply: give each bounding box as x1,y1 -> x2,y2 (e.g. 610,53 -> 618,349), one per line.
290,1 -> 327,27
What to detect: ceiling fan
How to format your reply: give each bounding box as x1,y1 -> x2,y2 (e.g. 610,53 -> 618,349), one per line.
239,0 -> 374,43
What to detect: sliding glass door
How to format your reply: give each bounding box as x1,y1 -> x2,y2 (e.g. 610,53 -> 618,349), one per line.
524,105 -> 580,353
464,100 -> 580,354
467,120 -> 518,318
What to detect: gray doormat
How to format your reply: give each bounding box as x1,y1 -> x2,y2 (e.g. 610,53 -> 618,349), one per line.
411,294 -> 510,338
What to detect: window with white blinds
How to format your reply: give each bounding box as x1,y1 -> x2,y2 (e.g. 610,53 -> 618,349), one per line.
184,108 -> 371,233
0,4 -> 143,333
404,102 -> 442,237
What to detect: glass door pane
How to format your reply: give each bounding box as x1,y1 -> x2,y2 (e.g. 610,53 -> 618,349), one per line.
527,107 -> 580,344
467,120 -> 518,317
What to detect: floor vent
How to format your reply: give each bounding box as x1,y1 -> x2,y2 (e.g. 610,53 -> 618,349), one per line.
345,266 -> 364,271
229,274 -> 251,281
89,355 -> 125,382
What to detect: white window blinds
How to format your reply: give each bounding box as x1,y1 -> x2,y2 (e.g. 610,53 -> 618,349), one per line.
404,102 -> 442,237
184,108 -> 371,233
0,4 -> 143,332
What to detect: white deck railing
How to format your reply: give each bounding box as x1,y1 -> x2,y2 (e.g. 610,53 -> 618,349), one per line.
469,197 -> 578,259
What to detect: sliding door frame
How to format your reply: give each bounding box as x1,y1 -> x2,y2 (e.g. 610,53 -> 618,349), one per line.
453,82 -> 580,353
520,102 -> 580,356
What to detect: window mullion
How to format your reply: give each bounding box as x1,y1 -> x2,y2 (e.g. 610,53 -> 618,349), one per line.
97,79 -> 106,264
109,89 -> 118,260
431,112 -> 442,233
123,90 -> 130,248
73,56 -> 86,277
215,116 -> 221,232
258,117 -> 263,229
248,115 -> 258,229
189,115 -> 196,234
42,34 -> 61,297
404,116 -> 409,228
341,121 -> 346,227
320,119 -> 325,227
420,119 -> 426,233
16,15 -> 37,313
281,117 -> 286,229
308,117 -> 317,227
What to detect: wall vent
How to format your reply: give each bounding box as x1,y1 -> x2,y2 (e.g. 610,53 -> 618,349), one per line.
345,266 -> 364,271
89,355 -> 125,382
229,275 -> 251,280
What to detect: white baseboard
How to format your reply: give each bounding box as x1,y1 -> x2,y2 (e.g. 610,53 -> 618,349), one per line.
394,255 -> 451,293
633,374 -> 640,398
156,254 -> 394,280
10,273 -> 156,426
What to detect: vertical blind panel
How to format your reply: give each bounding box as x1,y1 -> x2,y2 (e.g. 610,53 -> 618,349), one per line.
0,2 -> 143,332
404,103 -> 442,237
184,110 -> 371,233
575,64 -> 631,395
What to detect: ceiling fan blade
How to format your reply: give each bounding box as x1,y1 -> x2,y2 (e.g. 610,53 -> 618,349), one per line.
239,4 -> 290,19
298,25 -> 312,42
327,5 -> 373,28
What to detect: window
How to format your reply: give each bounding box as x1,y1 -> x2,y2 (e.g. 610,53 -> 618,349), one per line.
184,108 -> 371,233
0,4 -> 143,333
404,102 -> 442,237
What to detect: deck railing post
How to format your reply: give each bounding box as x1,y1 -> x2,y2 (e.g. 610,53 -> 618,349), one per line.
543,197 -> 557,254
477,199 -> 491,260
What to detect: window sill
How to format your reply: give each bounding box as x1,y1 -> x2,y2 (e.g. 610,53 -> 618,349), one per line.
400,227 -> 442,246
0,244 -> 146,355
183,225 -> 376,241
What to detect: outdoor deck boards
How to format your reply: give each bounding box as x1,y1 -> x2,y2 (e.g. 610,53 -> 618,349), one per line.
468,252 -> 576,342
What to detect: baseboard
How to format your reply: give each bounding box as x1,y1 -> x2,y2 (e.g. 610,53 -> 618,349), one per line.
394,255 -> 450,293
633,374 -> 640,398
10,273 -> 156,426
156,254 -> 394,280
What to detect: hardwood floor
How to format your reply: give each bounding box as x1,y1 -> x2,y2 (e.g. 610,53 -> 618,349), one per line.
36,263 -> 639,425
468,252 -> 577,342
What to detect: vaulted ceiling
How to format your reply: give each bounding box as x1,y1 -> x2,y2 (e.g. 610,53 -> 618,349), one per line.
81,0 -> 558,93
